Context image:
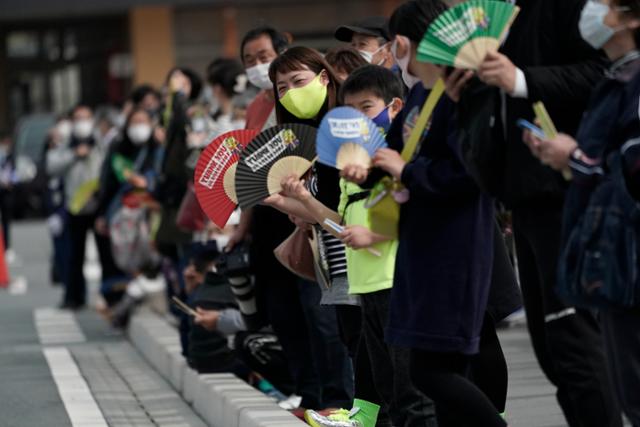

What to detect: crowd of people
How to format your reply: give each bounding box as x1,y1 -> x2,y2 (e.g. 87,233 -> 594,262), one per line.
39,0 -> 640,426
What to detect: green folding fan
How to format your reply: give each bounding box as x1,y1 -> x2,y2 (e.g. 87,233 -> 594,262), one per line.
417,0 -> 519,70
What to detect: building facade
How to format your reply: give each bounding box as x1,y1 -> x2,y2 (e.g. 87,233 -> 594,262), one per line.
0,0 -> 400,131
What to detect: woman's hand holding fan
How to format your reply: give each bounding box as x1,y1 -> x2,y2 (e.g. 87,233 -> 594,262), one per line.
280,175 -> 312,202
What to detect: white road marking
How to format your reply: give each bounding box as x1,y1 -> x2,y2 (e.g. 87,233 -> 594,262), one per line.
43,347 -> 108,427
34,308 -> 86,344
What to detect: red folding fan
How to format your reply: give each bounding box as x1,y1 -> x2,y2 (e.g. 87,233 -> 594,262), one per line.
194,129 -> 259,228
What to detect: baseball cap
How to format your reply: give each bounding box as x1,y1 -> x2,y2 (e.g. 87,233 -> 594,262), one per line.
334,16 -> 391,43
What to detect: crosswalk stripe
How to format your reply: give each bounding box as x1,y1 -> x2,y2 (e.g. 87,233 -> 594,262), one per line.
43,347 -> 108,427
34,308 -> 86,344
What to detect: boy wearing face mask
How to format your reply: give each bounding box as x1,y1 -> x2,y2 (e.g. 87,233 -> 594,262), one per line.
47,104 -> 120,310
305,65 -> 439,427
334,17 -> 394,69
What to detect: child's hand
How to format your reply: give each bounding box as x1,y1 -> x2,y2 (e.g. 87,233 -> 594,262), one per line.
373,148 -> 406,181
194,307 -> 220,331
280,175 -> 311,201
340,164 -> 369,184
340,225 -> 377,250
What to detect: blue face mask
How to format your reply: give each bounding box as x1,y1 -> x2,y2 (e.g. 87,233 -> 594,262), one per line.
372,105 -> 392,134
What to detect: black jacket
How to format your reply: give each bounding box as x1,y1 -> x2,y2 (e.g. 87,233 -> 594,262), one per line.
464,0 -> 607,208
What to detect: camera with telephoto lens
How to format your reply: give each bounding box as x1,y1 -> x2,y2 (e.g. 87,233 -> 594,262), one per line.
216,242 -> 251,277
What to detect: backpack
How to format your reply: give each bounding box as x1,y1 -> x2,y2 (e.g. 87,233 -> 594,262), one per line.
558,153 -> 640,309
109,206 -> 158,274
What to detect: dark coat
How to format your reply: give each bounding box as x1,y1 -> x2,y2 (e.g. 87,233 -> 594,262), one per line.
463,0 -> 606,208
385,84 -> 494,355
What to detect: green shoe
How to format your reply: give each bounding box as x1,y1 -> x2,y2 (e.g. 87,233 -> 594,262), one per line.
304,399 -> 380,427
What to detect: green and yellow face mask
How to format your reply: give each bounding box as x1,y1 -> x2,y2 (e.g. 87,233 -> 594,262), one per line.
279,74 -> 328,120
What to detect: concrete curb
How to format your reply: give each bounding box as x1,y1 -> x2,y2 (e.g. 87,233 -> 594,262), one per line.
127,308 -> 307,427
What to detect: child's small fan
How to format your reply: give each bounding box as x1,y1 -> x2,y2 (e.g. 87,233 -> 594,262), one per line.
316,107 -> 387,170
193,129 -> 259,228
417,0 -> 520,70
235,124 -> 317,209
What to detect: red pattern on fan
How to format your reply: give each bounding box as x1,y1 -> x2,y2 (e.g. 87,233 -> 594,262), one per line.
193,129 -> 259,228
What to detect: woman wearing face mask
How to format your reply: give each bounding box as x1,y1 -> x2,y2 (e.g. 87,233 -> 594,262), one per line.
47,104 -> 120,310
95,108 -> 158,233
94,108 -> 162,307
264,46 -> 386,414
526,1 -> 640,423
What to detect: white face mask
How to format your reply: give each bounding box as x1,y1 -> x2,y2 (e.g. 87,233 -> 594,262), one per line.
127,124 -> 152,145
191,117 -> 207,133
215,235 -> 231,253
56,120 -> 72,142
579,1 -> 630,49
246,62 -> 273,90
358,44 -> 387,65
391,37 -> 421,88
73,119 -> 94,139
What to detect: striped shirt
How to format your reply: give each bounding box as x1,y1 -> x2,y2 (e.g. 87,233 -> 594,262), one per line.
308,171 -> 348,279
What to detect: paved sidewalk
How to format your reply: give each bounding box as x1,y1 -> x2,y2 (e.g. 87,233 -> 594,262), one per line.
499,327 -> 566,427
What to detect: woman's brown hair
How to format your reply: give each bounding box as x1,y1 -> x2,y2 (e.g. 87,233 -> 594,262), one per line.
268,46 -> 343,126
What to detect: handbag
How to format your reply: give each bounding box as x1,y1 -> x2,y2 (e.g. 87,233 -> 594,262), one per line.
274,227 -> 316,281
176,182 -> 208,232
367,79 -> 445,237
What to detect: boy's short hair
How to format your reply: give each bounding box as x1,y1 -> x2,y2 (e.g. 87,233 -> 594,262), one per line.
340,65 -> 404,104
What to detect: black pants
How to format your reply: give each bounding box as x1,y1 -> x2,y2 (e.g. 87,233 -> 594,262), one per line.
410,350 -> 506,427
471,313 -> 508,413
0,190 -> 11,249
65,213 -> 121,306
362,290 -> 437,427
258,274 -> 321,409
334,304 -> 384,418
600,308 -> 640,426
298,282 -> 353,409
512,206 -> 622,427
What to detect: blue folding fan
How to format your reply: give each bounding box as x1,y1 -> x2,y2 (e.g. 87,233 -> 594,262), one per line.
316,106 -> 387,170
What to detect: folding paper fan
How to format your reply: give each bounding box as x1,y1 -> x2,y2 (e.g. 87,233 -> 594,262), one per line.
316,107 -> 387,170
235,124 -> 317,209
193,129 -> 259,228
112,154 -> 134,183
417,0 -> 520,70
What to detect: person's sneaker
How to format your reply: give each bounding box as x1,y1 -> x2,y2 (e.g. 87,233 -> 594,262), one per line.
304,400 -> 380,427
